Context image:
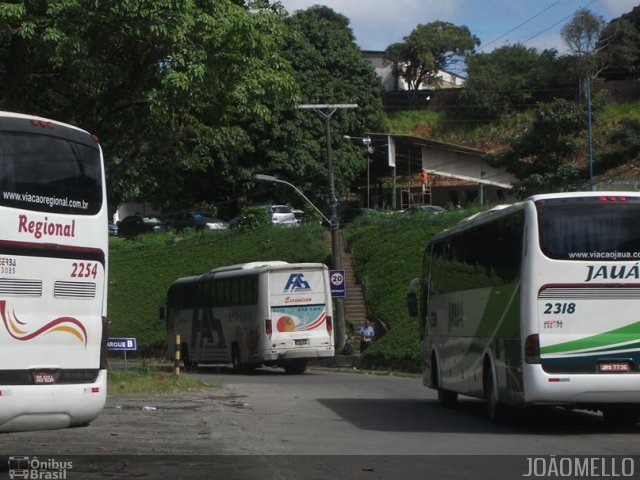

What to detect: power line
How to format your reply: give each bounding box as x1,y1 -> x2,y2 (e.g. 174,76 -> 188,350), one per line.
520,0 -> 598,46
480,0 -> 564,51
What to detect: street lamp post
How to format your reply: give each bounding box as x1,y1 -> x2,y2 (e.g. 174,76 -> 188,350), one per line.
253,174 -> 331,225
297,103 -> 358,352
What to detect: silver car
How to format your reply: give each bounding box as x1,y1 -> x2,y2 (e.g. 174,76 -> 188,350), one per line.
267,205 -> 298,226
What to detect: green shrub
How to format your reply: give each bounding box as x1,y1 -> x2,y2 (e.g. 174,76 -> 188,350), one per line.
344,206 -> 487,369
233,205 -> 270,231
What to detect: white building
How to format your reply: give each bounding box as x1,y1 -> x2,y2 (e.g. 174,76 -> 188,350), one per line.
362,50 -> 466,92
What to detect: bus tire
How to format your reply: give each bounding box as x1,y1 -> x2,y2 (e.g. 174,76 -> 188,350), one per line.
433,355 -> 457,406
437,388 -> 458,407
231,345 -> 242,373
602,405 -> 640,427
484,361 -> 505,423
283,359 -> 308,375
181,343 -> 192,369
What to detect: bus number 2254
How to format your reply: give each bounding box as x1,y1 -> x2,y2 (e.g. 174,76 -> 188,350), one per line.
71,262 -> 98,279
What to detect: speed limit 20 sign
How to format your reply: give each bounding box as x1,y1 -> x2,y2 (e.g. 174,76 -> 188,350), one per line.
329,269 -> 346,298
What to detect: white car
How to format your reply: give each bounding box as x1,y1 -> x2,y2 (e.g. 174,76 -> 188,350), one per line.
267,205 -> 298,226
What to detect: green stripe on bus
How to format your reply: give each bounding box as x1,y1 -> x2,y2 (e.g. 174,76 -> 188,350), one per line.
540,321 -> 640,355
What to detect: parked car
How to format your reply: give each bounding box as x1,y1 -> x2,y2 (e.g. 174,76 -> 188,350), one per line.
291,209 -> 304,223
403,204 -> 446,214
266,205 -> 298,226
163,210 -> 228,231
117,215 -> 166,238
108,222 -> 118,236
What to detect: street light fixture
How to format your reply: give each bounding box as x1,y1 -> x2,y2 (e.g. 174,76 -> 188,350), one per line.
252,173 -> 331,225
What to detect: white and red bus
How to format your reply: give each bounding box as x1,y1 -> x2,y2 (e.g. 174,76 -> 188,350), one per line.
166,261 -> 334,374
0,112 -> 108,432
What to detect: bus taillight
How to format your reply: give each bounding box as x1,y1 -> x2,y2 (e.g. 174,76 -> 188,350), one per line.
265,319 -> 273,337
326,316 -> 333,332
525,334 -> 540,364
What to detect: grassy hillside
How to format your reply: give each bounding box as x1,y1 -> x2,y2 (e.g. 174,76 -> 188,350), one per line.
107,224 -> 329,353
386,101 -> 640,157
106,208 -> 481,370
342,208 -> 484,371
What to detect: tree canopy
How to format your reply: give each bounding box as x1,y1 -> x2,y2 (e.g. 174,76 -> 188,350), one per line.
561,8 -> 606,78
247,5 -> 386,209
385,21 -> 478,92
486,98 -> 589,197
0,0 -> 297,212
0,2 -> 386,216
459,44 -> 560,121
599,5 -> 640,80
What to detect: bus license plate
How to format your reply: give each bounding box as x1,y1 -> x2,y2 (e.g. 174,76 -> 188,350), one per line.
599,362 -> 630,373
32,372 -> 56,384
294,339 -> 308,346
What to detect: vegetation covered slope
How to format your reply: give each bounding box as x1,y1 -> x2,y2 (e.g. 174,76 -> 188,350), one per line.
108,224 -> 328,353
107,209 -> 477,370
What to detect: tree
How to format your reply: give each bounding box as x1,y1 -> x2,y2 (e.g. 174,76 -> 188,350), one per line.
459,44 -> 560,121
0,1 -> 297,210
599,6 -> 640,80
487,99 -> 588,197
385,21 -> 479,92
561,8 -> 607,78
245,5 -> 386,209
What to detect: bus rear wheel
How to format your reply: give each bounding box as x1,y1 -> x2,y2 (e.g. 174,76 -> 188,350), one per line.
602,405 -> 640,427
231,345 -> 242,372
283,359 -> 308,375
181,343 -> 193,369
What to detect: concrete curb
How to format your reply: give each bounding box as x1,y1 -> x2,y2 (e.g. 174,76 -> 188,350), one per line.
310,354 -> 361,369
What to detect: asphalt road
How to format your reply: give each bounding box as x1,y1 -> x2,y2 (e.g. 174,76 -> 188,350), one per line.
2,366 -> 639,479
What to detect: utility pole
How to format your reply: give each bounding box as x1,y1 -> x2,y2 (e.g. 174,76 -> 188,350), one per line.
297,103 -> 357,352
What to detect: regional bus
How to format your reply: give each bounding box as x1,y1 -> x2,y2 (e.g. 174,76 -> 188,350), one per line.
408,192 -> 640,425
0,112 -> 108,432
165,261 -> 334,374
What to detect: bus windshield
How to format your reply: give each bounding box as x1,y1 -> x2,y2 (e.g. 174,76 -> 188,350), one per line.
536,197 -> 640,261
0,131 -> 102,215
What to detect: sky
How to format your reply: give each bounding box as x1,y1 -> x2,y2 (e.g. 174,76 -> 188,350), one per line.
278,0 -> 638,56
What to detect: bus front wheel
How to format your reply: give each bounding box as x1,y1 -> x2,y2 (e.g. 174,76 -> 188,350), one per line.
432,356 -> 457,406
484,362 -> 506,423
